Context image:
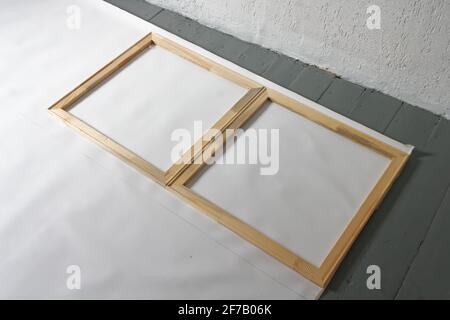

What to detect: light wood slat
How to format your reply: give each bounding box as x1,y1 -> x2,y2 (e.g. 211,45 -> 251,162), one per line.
267,89 -> 408,159
50,33 -> 154,111
173,88 -> 269,186
151,33 -> 260,89
165,87 -> 267,185
48,31 -> 411,288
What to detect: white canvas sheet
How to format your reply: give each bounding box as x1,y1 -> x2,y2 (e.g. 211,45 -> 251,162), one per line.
71,45 -> 247,171
189,102 -> 391,266
0,0 -> 322,299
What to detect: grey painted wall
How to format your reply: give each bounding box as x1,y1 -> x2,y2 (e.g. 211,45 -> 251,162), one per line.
146,0 -> 450,118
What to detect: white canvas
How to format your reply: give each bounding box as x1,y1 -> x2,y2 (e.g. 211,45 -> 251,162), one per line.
71,45 -> 247,171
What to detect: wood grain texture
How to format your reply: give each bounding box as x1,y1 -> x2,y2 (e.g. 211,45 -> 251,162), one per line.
165,87 -> 267,185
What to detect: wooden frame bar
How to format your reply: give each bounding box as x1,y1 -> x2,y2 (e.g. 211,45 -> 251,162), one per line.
49,32 -> 411,288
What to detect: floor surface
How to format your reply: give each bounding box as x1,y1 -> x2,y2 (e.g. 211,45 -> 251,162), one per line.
106,0 -> 450,299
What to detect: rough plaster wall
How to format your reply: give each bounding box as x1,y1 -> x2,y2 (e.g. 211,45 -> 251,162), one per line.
146,0 -> 450,118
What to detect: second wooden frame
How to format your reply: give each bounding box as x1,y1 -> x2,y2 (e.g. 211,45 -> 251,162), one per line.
169,88 -> 409,287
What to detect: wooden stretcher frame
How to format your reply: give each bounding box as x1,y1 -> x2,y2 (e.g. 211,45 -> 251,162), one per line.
48,32 -> 411,288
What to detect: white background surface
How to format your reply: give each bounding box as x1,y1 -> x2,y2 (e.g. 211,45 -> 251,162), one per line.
147,0 -> 450,118
71,45 -> 247,171
0,0 -> 322,299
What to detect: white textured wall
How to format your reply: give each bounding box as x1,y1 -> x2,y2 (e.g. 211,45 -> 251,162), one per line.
146,0 -> 450,118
